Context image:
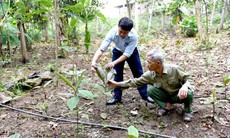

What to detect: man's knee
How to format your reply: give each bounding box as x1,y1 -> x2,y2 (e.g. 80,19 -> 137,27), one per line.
147,85 -> 156,95
187,90 -> 194,103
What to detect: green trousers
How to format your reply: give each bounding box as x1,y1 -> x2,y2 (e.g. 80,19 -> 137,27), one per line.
147,85 -> 194,113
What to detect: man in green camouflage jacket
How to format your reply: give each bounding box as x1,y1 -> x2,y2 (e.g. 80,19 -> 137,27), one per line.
108,49 -> 194,122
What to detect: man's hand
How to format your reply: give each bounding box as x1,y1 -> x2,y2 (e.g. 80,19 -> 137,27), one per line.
105,62 -> 115,69
91,63 -> 97,72
107,80 -> 121,87
178,85 -> 188,100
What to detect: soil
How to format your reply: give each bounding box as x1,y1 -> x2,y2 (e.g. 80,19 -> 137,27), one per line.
0,32 -> 230,138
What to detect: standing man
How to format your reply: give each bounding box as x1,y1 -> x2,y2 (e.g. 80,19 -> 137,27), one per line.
108,49 -> 194,121
91,17 -> 154,105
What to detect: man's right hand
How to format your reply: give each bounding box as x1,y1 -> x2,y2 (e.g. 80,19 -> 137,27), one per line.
107,80 -> 120,87
91,63 -> 97,72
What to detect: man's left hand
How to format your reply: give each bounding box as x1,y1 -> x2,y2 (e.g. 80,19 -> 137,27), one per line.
106,62 -> 115,68
178,85 -> 188,100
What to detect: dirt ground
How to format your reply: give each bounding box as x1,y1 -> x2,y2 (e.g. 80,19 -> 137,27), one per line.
0,32 -> 230,138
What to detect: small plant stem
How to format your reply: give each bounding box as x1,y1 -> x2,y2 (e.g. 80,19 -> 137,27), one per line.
43,87 -> 47,99
212,103 -> 215,122
105,82 -> 108,112
77,107 -> 79,137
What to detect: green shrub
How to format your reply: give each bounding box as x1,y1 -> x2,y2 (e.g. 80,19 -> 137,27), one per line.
179,16 -> 198,37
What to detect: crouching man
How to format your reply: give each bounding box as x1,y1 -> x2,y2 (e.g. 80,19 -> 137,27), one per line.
108,49 -> 194,122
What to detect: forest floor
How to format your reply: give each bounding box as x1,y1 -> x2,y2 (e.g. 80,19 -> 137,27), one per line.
0,31 -> 230,138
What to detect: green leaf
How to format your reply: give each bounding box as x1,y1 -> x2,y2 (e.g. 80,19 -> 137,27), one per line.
9,34 -> 21,46
67,96 -> 80,111
203,100 -> 211,105
76,69 -> 86,75
105,68 -> 115,84
212,91 -> 216,99
62,70 -> 75,76
24,33 -> 33,43
103,91 -> 112,96
20,82 -> 32,88
171,15 -> 178,24
84,30 -> 91,50
56,72 -> 75,91
34,9 -> 49,15
81,78 -> 90,84
95,84 -> 105,92
58,92 -> 74,97
84,0 -> 90,8
127,126 -> 139,138
15,0 -> 26,14
223,75 -> 230,86
218,100 -> 229,103
95,66 -> 106,82
65,3 -> 84,14
9,133 -> 20,138
70,18 -> 77,27
75,73 -> 84,91
0,2 -> 8,17
94,10 -> 106,22
78,90 -> 94,100
37,0 -> 53,7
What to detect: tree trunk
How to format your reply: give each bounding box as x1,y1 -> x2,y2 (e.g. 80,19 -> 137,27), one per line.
126,0 -> 131,18
148,0 -> 155,34
210,0 -> 217,26
134,1 -> 139,32
228,0 -> 230,14
219,0 -> 228,30
23,23 -> 32,51
18,21 -> 29,63
161,11 -> 165,34
0,32 -> 3,59
84,21 -> 90,53
204,1 -> 209,42
53,0 -> 60,87
195,0 -> 206,44
44,22 -> 49,42
95,17 -> 98,34
54,0 -> 60,59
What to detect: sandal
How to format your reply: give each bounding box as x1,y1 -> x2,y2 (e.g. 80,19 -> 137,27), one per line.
183,113 -> 193,122
157,108 -> 169,116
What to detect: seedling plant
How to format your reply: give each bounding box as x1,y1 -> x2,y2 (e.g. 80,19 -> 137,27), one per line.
56,68 -> 94,136
94,66 -> 114,109
201,90 -> 228,121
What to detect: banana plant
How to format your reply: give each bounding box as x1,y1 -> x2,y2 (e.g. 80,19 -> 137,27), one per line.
56,69 -> 95,111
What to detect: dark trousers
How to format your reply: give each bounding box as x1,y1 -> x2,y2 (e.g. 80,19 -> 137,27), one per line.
112,48 -> 148,100
147,86 -> 194,113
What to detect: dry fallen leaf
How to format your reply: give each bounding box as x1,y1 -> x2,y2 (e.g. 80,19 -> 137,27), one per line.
100,113 -> 107,119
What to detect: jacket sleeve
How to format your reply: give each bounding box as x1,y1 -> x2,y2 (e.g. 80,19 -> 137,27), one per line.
176,67 -> 195,91
120,71 -> 155,88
